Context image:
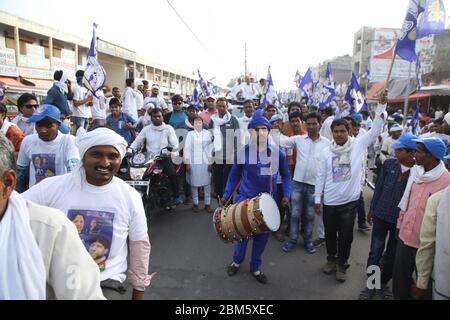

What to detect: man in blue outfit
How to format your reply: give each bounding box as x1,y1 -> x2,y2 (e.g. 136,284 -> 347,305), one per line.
220,110 -> 291,284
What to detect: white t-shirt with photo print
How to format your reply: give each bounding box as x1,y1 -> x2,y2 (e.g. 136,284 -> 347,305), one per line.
17,132 -> 80,188
22,174 -> 148,284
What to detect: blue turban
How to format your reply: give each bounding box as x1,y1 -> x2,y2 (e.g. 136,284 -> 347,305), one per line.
248,109 -> 272,131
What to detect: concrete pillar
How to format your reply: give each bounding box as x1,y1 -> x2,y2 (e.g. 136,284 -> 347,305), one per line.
14,26 -> 20,65
75,44 -> 79,67
49,37 -> 53,69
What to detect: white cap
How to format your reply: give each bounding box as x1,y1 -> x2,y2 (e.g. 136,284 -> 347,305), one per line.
390,124 -> 404,132
444,112 -> 450,126
151,83 -> 160,89
135,80 -> 143,87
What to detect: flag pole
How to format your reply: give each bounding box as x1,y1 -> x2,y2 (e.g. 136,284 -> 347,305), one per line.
384,43 -> 397,89
403,61 -> 413,125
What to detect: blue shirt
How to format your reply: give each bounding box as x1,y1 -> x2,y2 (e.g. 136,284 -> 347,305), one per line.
44,85 -> 71,116
223,144 -> 292,203
370,159 -> 411,224
106,112 -> 137,146
168,112 -> 187,128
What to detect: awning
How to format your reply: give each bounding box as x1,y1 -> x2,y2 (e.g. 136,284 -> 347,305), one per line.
0,76 -> 31,92
387,92 -> 431,103
367,81 -> 386,101
23,78 -> 53,92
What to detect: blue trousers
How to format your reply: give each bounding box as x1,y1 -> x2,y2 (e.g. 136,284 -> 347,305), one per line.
233,232 -> 271,273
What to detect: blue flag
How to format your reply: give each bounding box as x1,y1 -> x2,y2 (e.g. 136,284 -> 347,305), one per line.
298,68 -> 314,100
83,23 -> 106,98
345,72 -> 367,113
319,63 -> 336,110
197,69 -> 212,97
417,0 -> 446,38
361,66 -> 371,82
258,66 -> 275,110
395,0 -> 426,62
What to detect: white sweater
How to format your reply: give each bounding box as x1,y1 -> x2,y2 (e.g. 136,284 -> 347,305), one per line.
129,124 -> 179,156
314,104 -> 386,206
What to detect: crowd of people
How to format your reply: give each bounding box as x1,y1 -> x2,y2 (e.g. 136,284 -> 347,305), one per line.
1,68 -> 450,300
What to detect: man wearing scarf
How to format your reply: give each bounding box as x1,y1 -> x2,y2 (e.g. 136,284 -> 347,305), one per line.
23,127 -> 153,300
44,70 -> 72,119
129,108 -> 182,206
314,91 -> 388,283
0,133 -> 104,300
393,137 -> 450,300
416,154 -> 450,300
209,98 -> 240,199
220,110 -> 291,284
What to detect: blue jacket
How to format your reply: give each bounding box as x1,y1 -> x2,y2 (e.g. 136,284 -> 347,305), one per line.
44,85 -> 71,117
223,144 -> 291,203
370,159 -> 411,224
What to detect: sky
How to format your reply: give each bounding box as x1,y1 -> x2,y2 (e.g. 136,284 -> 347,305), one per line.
1,0 -> 449,90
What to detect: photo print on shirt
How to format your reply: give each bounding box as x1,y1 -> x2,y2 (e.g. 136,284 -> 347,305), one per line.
67,209 -> 115,272
32,153 -> 56,183
331,156 -> 352,183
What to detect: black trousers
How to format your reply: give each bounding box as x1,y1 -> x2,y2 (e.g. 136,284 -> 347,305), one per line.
392,239 -> 417,300
213,164 -> 233,199
357,191 -> 367,226
159,158 -> 179,198
323,201 -> 358,267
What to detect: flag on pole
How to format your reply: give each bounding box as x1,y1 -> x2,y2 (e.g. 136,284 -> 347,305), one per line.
298,68 -> 314,100
82,23 -> 106,98
258,66 -> 275,110
417,0 -> 446,38
294,70 -> 302,89
197,69 -> 212,97
395,0 -> 426,62
416,60 -> 423,92
345,72 -> 367,113
319,63 -> 336,110
361,66 -> 371,82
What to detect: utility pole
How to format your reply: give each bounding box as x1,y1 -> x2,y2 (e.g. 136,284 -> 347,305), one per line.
244,42 -> 248,77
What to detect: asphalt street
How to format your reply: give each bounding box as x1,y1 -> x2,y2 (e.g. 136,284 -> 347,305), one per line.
127,187 -> 377,300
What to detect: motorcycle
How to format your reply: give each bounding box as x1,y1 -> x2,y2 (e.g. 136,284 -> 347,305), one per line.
118,147 -> 182,223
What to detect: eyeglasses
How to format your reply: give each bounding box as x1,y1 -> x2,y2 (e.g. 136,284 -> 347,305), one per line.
174,102 -> 183,105
23,104 -> 39,109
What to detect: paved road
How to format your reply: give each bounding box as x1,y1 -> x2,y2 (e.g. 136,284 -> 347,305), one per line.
133,187 -> 376,300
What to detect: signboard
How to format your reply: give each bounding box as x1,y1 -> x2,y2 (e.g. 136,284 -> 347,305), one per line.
370,28 -> 435,83
18,67 -> 53,80
97,39 -> 136,61
53,49 -> 77,80
0,47 -> 19,77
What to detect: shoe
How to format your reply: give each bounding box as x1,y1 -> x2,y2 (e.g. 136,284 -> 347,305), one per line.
192,205 -> 200,213
313,238 -> 326,248
359,287 -> 375,300
282,242 -> 296,253
358,222 -> 371,232
322,260 -> 337,275
252,271 -> 268,284
204,205 -> 214,213
377,284 -> 393,300
335,264 -> 347,283
173,197 -> 183,206
305,242 -> 316,254
273,231 -> 285,242
227,264 -> 239,277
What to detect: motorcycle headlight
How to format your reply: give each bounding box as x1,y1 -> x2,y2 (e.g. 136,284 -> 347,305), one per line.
130,167 -> 147,181
153,168 -> 163,174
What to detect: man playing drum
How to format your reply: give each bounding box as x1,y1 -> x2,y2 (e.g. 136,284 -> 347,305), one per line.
219,110 -> 291,284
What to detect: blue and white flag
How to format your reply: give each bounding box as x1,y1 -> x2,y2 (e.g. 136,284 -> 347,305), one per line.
361,66 -> 371,82
417,0 -> 446,38
319,63 -> 336,110
258,66 -> 275,110
395,0 -> 426,62
345,72 -> 367,113
83,23 -> 106,98
197,69 -> 212,97
190,80 -> 203,105
298,68 -> 314,100
0,81 -> 4,101
294,70 -> 302,89
410,104 -> 421,135
416,60 -> 423,92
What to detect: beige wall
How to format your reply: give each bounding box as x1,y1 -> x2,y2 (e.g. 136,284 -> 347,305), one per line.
98,53 -> 126,90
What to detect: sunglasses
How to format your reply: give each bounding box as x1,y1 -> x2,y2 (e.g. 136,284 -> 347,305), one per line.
23,104 -> 39,109
174,102 -> 183,105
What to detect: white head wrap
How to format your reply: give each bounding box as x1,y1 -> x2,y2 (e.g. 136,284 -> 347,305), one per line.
444,112 -> 450,126
73,127 -> 128,186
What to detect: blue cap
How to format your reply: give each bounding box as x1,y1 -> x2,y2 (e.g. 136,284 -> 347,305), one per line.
351,113 -> 363,121
248,109 -> 272,131
412,137 -> 447,160
391,133 -> 418,150
28,104 -> 69,134
270,114 -> 283,123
